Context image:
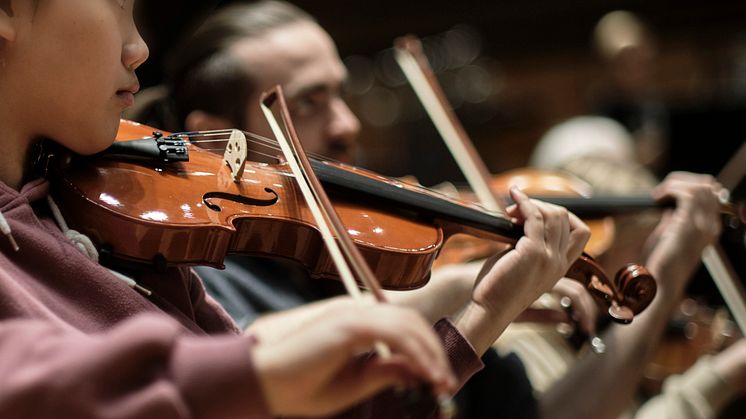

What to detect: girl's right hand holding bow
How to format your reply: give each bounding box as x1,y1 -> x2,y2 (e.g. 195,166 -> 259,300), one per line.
249,298 -> 457,417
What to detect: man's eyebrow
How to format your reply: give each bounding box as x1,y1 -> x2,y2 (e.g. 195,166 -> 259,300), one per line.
289,72 -> 349,99
289,83 -> 331,100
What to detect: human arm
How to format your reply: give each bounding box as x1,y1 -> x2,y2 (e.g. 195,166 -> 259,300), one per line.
539,172 -> 724,419
712,338 -> 746,396
0,314 -> 268,419
243,186 -> 589,416
383,261 -> 483,324
385,267 -> 600,338
634,339 -> 746,419
381,185 -> 595,333
0,295 -> 457,419
454,187 -> 591,355
248,298 -> 458,417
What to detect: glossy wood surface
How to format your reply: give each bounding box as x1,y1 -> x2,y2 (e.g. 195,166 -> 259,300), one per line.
49,121 -> 655,309
52,121 -> 442,289
490,168 -> 616,257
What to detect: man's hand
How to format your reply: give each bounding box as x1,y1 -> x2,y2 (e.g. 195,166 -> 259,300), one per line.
714,339 -> 746,394
552,278 -> 599,336
643,172 -> 723,292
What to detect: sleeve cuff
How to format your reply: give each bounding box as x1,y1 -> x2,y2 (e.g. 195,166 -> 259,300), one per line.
435,318 -> 484,389
171,333 -> 271,419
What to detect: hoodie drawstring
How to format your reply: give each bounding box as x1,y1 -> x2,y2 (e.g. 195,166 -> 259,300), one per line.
0,210 -> 19,252
46,196 -> 151,296
46,196 -> 99,263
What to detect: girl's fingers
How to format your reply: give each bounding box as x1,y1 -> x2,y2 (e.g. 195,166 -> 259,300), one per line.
566,211 -> 591,261
510,187 -> 545,242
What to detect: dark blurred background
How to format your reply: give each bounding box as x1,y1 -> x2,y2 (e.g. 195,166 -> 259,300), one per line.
140,0 -> 746,281
139,6 -> 746,413
140,1 -> 746,288
139,0 -> 746,191
137,4 -> 745,412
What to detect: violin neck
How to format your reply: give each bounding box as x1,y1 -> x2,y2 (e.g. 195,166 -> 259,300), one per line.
310,160 -> 523,240
522,196 -> 672,218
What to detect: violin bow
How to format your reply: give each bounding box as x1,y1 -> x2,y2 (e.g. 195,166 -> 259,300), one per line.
396,34 -> 746,335
393,36 -> 507,214
260,86 -> 385,303
717,137 -> 746,195
258,85 -> 456,418
394,35 -> 621,353
702,138 -> 746,334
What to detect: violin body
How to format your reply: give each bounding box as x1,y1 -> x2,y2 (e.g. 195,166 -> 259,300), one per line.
642,299 -> 741,395
46,120 -> 655,320
51,121 -> 442,289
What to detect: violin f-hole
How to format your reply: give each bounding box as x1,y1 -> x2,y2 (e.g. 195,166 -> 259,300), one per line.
203,188 -> 279,212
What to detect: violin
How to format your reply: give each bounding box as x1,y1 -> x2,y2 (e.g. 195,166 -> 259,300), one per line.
37,118 -> 655,324
641,298 -> 741,396
394,34 -> 744,336
430,168 -> 620,349
391,35 -> 658,327
433,169 -> 617,268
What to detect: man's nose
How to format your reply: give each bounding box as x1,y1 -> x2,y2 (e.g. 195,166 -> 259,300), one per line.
327,97 -> 361,143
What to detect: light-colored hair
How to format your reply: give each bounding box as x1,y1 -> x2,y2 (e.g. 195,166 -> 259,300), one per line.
530,116 -> 637,172
531,115 -> 658,193
531,116 -> 660,266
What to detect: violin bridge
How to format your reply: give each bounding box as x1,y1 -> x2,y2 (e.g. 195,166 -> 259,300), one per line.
223,129 -> 248,183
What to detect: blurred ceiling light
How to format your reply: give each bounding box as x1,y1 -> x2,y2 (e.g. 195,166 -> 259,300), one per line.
375,48 -> 407,87
594,10 -> 651,60
359,86 -> 402,127
443,25 -> 482,68
343,55 -> 375,95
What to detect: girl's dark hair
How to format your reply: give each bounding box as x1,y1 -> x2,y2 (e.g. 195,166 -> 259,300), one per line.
162,0 -> 314,130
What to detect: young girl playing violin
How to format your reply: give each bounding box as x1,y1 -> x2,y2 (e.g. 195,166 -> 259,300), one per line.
0,1 -> 591,418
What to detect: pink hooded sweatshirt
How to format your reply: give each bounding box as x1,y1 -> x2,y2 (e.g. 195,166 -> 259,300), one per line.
0,179 -> 482,419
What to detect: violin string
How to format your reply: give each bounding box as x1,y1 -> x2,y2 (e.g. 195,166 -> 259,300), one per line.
180,138 -> 233,144
134,130 -> 465,204
240,149 -> 285,162
183,129 -> 337,164
192,146 -> 280,162
186,134 -> 280,154
186,131 -> 309,158
176,129 -> 500,215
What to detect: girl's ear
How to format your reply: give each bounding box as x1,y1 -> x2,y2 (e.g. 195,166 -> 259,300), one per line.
0,0 -> 17,44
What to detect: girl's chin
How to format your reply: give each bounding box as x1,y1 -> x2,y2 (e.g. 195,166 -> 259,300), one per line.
63,127 -> 117,155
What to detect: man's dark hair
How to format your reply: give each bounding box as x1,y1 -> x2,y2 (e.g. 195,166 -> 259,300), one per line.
165,0 -> 315,130
0,0 -> 11,16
